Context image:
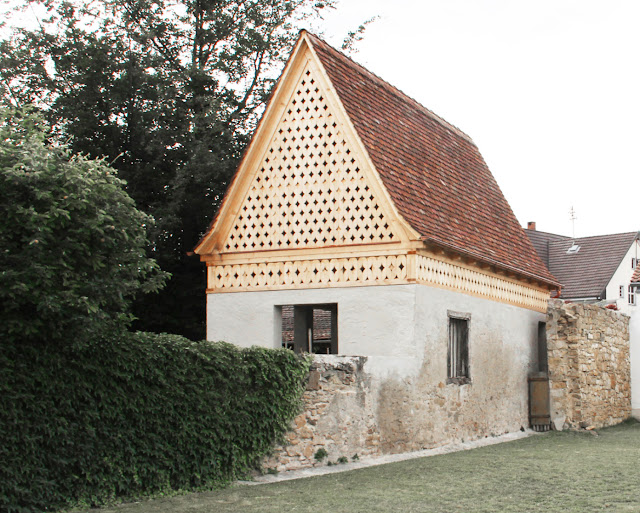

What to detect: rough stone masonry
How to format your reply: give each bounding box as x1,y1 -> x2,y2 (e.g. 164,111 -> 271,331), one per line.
263,356 -> 381,472
263,351 -> 529,473
264,300 -> 631,473
546,299 -> 631,430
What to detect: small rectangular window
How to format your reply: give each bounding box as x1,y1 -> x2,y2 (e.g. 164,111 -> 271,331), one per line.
620,285 -> 625,298
280,304 -> 338,354
629,286 -> 637,306
537,321 -> 548,374
632,258 -> 638,269
448,313 -> 470,384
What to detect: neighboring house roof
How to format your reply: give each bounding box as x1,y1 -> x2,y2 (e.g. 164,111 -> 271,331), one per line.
307,33 -> 556,286
632,265 -> 640,286
525,229 -> 571,269
525,230 -> 638,299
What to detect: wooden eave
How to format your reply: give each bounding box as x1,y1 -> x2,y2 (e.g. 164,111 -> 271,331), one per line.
420,236 -> 560,290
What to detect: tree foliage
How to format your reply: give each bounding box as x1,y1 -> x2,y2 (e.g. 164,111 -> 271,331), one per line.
0,109 -> 168,343
0,0 -> 338,339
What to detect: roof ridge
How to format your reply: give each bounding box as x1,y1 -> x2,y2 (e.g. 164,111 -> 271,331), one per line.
525,228 -> 571,238
303,30 -> 475,146
550,231 -> 638,244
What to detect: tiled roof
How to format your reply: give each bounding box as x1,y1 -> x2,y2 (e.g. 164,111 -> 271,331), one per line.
308,33 -> 557,286
632,264 -> 640,285
525,229 -> 571,269
531,231 -> 638,299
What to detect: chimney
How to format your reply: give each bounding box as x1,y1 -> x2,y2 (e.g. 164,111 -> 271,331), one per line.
527,222 -> 536,231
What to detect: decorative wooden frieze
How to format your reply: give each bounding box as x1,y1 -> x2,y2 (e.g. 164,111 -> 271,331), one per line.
207,254 -> 408,292
207,251 -> 547,311
221,63 -> 398,254
416,254 -> 549,311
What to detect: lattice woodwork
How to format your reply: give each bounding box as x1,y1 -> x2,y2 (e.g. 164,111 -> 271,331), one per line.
222,63 -> 398,253
416,254 -> 549,311
208,255 -> 408,291
207,252 -> 548,311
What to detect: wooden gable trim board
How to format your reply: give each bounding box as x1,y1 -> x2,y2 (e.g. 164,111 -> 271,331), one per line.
195,33 -> 417,257
194,35 -> 311,256
195,31 -> 553,312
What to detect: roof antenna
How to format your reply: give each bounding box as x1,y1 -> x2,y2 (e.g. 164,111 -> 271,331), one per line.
569,206 -> 577,239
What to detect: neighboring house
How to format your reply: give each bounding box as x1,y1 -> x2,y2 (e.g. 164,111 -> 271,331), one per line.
632,265 -> 640,291
195,31 -> 559,452
525,224 -> 640,417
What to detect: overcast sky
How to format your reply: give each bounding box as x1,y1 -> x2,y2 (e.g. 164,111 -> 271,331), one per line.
3,0 -> 638,238
317,0 -> 639,238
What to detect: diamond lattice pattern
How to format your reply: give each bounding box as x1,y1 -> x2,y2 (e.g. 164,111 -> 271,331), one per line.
223,65 -> 398,252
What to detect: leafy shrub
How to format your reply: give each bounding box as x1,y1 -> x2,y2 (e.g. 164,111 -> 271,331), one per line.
0,108 -> 167,345
0,332 -> 310,512
314,448 -> 328,462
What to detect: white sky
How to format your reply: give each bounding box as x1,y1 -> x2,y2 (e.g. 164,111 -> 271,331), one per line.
318,0 -> 640,238
3,0 -> 638,238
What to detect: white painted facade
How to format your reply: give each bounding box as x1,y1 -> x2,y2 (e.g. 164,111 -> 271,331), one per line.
207,283 -> 545,438
207,285 -> 543,374
606,240 -> 640,415
605,240 -> 640,312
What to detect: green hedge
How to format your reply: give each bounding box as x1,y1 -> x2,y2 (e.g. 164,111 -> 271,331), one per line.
0,333 -> 310,512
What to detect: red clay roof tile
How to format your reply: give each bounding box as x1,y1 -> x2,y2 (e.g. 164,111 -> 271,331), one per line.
307,33 -> 557,286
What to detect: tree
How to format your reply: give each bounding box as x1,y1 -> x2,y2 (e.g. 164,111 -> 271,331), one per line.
0,0 -> 340,340
0,109 -> 168,344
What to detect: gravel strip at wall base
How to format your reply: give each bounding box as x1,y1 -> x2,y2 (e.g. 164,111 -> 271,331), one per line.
242,429 -> 539,485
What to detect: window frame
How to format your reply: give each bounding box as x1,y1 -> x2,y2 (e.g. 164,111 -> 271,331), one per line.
278,303 -> 338,354
447,311 -> 471,385
629,286 -> 637,306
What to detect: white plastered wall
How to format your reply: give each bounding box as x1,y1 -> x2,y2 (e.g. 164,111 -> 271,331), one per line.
604,240 -> 640,414
207,284 -> 545,438
207,285 -> 420,377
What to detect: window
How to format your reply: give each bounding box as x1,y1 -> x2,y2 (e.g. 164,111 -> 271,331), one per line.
620,285 -> 625,298
448,312 -> 470,384
630,286 -> 637,306
279,304 -> 338,354
633,258 -> 639,269
537,321 -> 548,374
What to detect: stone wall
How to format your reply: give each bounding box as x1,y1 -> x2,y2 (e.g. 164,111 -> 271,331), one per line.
264,345 -> 532,472
546,299 -> 631,430
263,356 -> 380,471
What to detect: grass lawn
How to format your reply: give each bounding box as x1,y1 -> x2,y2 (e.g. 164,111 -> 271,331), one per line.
78,420 -> 640,513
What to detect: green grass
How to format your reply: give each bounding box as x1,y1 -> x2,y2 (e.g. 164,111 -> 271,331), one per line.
73,420 -> 640,513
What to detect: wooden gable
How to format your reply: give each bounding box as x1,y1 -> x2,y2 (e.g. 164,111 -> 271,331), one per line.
195,32 -> 553,312
196,34 -> 417,258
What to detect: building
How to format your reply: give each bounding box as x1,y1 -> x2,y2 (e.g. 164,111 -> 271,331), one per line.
525,224 -> 640,417
195,31 -> 560,458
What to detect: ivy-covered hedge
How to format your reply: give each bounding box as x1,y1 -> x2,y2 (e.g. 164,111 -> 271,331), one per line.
0,333 -> 310,512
